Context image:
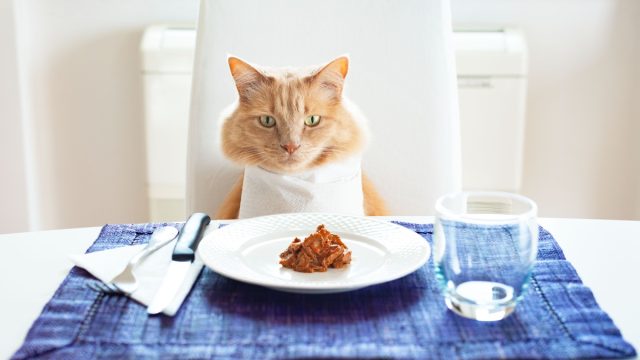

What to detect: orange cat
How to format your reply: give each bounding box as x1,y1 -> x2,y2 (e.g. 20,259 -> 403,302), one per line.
216,56 -> 387,219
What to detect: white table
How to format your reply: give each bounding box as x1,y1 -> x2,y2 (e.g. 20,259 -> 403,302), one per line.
0,217 -> 638,359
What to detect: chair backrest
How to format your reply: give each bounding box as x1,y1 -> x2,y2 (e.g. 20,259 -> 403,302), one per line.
187,0 -> 461,217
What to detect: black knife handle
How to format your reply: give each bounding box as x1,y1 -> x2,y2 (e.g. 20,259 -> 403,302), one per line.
172,212 -> 211,262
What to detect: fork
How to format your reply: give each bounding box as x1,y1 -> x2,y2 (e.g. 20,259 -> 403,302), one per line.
87,226 -> 179,295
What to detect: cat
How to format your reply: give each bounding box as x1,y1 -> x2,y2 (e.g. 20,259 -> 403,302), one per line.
215,56 -> 387,219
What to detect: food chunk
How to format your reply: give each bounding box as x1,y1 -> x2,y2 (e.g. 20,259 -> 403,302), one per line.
279,224 -> 351,273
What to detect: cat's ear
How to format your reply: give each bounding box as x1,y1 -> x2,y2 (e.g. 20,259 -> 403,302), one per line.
228,56 -> 267,102
310,56 -> 349,102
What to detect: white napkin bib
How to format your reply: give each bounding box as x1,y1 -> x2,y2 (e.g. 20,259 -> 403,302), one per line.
69,238 -> 203,316
238,157 -> 365,218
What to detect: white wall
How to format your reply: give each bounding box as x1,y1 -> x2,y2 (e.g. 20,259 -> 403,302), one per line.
634,16 -> 640,220
0,0 -> 30,233
11,0 -> 199,231
2,0 -> 638,233
451,0 -> 640,220
635,43 -> 640,220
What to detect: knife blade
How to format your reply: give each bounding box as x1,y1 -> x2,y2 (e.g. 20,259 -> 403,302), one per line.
147,212 -> 211,315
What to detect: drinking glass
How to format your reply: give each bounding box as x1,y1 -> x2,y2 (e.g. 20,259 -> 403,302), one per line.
433,191 -> 538,321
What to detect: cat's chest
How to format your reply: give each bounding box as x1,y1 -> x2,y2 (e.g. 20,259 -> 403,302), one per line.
238,158 -> 365,218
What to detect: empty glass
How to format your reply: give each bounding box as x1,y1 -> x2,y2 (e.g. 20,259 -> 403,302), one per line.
433,191 -> 538,321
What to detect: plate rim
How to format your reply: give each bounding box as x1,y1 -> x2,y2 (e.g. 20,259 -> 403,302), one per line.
197,213 -> 430,292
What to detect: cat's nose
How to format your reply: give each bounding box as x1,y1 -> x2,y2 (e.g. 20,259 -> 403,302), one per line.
280,142 -> 300,154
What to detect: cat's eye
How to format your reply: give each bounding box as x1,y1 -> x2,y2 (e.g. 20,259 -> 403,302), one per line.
259,115 -> 276,128
305,115 -> 321,127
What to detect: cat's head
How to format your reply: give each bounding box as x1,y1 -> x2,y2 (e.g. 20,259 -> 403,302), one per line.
220,56 -> 367,174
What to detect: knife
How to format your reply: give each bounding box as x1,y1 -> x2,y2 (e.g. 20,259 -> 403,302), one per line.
147,212 -> 211,315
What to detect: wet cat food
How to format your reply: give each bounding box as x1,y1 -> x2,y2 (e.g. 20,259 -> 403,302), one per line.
279,224 -> 352,273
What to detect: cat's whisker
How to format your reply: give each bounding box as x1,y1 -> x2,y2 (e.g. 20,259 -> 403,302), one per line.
232,149 -> 265,164
318,146 -> 349,156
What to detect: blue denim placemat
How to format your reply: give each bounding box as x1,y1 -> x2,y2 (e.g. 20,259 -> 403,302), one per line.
13,222 -> 636,359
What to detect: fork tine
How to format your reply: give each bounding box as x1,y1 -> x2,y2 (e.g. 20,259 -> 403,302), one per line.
86,281 -> 99,292
96,282 -> 113,293
106,282 -> 123,293
100,282 -> 115,293
87,280 -> 123,295
87,281 -> 106,293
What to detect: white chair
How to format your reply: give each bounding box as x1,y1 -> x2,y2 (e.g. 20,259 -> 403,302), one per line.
187,0 -> 461,217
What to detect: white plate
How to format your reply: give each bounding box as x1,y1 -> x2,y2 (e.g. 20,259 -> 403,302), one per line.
197,213 -> 430,294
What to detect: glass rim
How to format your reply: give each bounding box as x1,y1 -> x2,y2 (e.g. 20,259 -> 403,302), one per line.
435,191 -> 538,221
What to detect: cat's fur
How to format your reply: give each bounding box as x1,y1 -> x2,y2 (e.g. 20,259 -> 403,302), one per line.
215,56 -> 387,219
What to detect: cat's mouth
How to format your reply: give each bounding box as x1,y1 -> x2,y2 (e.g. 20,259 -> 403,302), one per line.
259,145 -> 326,173
280,153 -> 304,166
266,152 -> 309,172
